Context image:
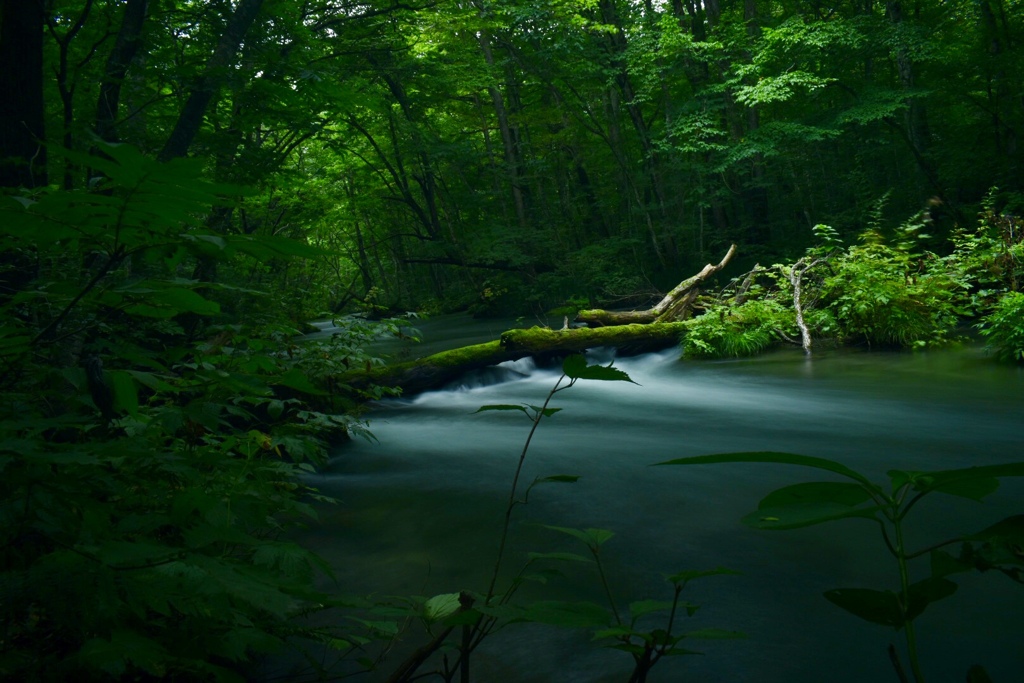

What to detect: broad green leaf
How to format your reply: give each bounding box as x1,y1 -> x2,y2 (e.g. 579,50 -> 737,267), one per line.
562,354 -> 635,383
742,502 -> 882,530
126,288 -> 220,318
527,404 -> 562,417
889,469 -> 1000,501
533,474 -> 581,484
823,588 -> 903,628
965,514 -> 1024,544
592,626 -> 635,640
520,600 -> 610,628
930,549 -> 972,579
275,369 -> 326,395
228,234 -> 335,260
93,541 -> 178,568
475,404 -> 529,416
961,514 -> 1024,571
908,463 -> 1024,498
127,370 -> 177,393
904,577 -> 958,622
629,600 -> 673,619
758,482 -> 873,509
424,593 -> 462,623
654,452 -> 878,490
266,399 -> 284,420
110,370 -> 139,417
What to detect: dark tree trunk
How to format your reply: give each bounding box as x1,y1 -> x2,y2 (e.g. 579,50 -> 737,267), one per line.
0,0 -> 47,188
158,0 -> 264,162
95,0 -> 149,144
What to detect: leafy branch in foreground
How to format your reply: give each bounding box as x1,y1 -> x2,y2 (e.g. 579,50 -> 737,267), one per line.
377,355 -> 738,683
656,452 -> 1024,683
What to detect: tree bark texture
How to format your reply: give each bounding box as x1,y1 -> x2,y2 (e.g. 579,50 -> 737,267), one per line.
342,322 -> 686,395
158,0 -> 264,162
95,0 -> 149,143
0,0 -> 47,188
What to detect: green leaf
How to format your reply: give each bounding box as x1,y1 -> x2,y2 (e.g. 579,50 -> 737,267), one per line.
275,369 -> 326,395
629,600 -> 674,619
758,482 -> 873,509
592,626 -> 635,640
823,588 -> 904,628
909,463 -> 1024,498
110,370 -> 139,417
533,474 -> 581,484
904,577 -> 958,622
127,370 -> 177,393
653,452 -> 879,490
930,549 -> 973,579
228,234 -> 335,260
423,593 -> 462,623
961,514 -> 1024,572
742,502 -> 882,530
125,288 -> 220,318
475,404 -> 529,416
562,354 -> 635,383
266,399 -> 284,420
526,404 -> 562,417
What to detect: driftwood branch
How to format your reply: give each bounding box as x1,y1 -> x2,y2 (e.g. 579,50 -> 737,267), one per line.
576,245 -> 737,326
788,257 -> 825,355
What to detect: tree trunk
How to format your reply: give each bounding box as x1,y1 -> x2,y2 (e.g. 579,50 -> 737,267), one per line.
477,27 -> 529,232
95,0 -> 149,144
342,322 -> 687,396
158,0 -> 264,162
0,0 -> 47,188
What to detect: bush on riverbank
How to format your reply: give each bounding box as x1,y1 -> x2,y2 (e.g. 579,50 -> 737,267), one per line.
680,201 -> 1021,359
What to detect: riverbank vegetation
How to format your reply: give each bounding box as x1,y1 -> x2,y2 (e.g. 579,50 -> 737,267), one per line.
2,0 -> 1023,679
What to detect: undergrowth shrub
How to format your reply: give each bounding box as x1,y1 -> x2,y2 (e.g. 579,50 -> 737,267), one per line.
977,291 -> 1024,362
820,231 -> 965,348
0,144 -> 383,680
682,299 -> 795,359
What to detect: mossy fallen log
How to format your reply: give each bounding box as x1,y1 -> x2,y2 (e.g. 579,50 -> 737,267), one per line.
345,322 -> 686,395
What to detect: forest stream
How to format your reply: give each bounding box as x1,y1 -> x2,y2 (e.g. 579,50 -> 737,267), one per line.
293,316 -> 1024,683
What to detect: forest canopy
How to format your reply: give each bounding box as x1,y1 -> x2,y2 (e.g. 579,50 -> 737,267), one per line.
1,0 -> 1023,680
2,0 -> 1021,320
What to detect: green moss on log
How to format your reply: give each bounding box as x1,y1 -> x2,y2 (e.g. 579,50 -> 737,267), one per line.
341,322 -> 687,395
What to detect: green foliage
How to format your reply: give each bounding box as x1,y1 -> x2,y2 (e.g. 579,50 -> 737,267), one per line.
656,452 -> 1024,682
682,299 -> 795,359
0,144 -> 395,680
819,231 -> 966,348
977,291 -> 1024,362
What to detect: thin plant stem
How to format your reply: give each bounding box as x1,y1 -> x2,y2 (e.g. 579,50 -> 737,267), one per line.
484,374 -> 566,603
893,518 -> 925,683
593,549 -> 622,626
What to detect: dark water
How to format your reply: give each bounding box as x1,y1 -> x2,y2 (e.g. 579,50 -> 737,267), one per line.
296,338 -> 1024,683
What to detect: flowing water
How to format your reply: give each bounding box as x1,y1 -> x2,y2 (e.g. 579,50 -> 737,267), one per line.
295,320 -> 1024,682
